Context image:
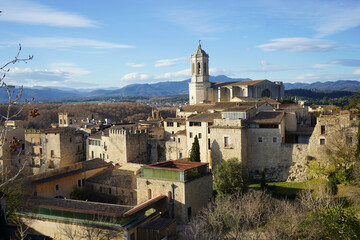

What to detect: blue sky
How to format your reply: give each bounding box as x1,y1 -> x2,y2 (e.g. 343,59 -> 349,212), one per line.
1,0 -> 360,89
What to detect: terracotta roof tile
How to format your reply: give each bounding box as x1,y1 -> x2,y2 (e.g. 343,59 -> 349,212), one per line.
248,111 -> 285,124
188,112 -> 222,122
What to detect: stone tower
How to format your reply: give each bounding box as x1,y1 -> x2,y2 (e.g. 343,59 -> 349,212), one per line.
189,41 -> 211,105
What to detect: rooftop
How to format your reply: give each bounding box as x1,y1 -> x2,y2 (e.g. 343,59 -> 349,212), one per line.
30,159 -> 111,185
187,112 -> 222,122
248,111 -> 285,124
144,160 -> 208,171
29,196 -> 132,217
212,79 -> 267,88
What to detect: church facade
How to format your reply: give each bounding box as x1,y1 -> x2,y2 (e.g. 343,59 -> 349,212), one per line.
189,42 -> 285,105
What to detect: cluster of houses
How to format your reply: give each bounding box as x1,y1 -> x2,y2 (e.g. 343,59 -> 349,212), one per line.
0,44 -> 358,240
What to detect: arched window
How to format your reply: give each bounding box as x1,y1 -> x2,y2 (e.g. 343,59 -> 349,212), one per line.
203,62 -> 207,74
197,62 -> 201,74
168,191 -> 173,202
148,189 -> 152,200
261,89 -> 271,98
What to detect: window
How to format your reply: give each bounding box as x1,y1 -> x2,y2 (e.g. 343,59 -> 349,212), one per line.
148,189 -> 152,200
321,125 -> 325,135
224,136 -> 230,148
179,151 -> 182,159
320,138 -> 325,145
204,62 -> 207,74
189,132 -> 193,138
91,151 -> 94,159
31,138 -> 34,143
109,188 -> 112,194
64,120 -> 66,125
107,154 -> 109,159
51,150 -> 54,157
168,191 -> 173,202
208,128 -> 210,134
82,178 -> 85,187
178,138 -> 181,143
190,122 -> 201,126
197,62 -> 201,74
208,138 -> 211,149
100,153 -> 102,159
198,133 -> 202,139
188,207 -> 192,221
273,137 -> 277,143
177,122 -> 181,127
172,131 -> 174,135
55,184 -> 60,191
60,119 -> 62,124
258,137 -> 263,143
78,179 -> 82,187
167,122 -> 174,127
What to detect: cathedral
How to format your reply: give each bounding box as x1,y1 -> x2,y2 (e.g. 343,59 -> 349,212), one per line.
189,42 -> 285,105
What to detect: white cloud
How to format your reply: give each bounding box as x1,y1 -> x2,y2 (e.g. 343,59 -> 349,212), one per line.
155,57 -> 188,67
0,0 -> 98,27
3,63 -> 91,87
257,38 -> 341,52
2,37 -> 134,49
312,2 -> 360,37
126,62 -> 145,68
354,69 -> 360,75
49,63 -> 90,76
154,69 -> 190,80
258,60 -> 269,69
120,72 -> 152,82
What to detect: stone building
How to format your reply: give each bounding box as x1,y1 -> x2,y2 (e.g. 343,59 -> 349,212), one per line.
189,42 -> 284,105
28,158 -> 111,198
86,163 -> 142,205
0,127 -> 25,174
87,125 -> 148,165
58,112 -> 75,127
137,160 -> 213,223
25,127 -> 86,174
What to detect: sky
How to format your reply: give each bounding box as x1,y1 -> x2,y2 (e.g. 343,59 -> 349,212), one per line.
0,0 -> 360,89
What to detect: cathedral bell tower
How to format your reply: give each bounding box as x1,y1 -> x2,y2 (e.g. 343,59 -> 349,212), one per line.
189,41 -> 211,105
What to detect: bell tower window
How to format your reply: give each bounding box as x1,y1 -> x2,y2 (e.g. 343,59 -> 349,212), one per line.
197,62 -> 201,74
204,62 -> 207,74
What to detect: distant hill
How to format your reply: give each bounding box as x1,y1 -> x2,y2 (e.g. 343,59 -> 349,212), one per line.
1,77 -> 359,102
87,75 -> 251,97
284,80 -> 360,92
285,89 -> 353,98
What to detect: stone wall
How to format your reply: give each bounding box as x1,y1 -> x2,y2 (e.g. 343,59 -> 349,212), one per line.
137,174 -> 212,224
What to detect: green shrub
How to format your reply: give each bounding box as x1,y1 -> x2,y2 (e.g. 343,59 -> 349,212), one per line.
326,174 -> 338,196
319,206 -> 360,240
213,158 -> 245,197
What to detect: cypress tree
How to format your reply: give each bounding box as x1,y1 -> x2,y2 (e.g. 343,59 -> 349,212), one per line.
190,135 -> 200,162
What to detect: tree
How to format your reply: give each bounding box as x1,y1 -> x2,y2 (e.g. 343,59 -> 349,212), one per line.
189,135 -> 200,162
213,158 -> 245,197
0,44 -> 33,188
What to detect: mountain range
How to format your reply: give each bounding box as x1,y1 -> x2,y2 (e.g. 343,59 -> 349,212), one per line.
1,76 -> 360,102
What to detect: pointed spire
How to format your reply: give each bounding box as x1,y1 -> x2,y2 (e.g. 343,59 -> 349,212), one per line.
198,40 -> 201,49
